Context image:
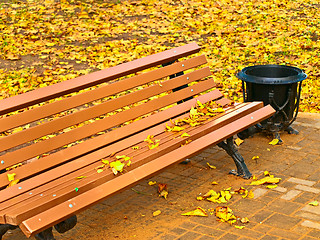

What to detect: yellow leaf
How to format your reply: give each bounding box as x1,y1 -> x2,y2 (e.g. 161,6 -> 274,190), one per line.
266,184 -> 278,189
153,210 -> 162,217
76,176 -> 87,180
309,201 -> 319,206
182,207 -> 208,217
110,161 -> 125,172
7,173 -> 16,182
181,133 -> 191,138
250,176 -> 281,185
247,190 -> 254,199
234,225 -> 245,229
170,126 -> 185,132
211,181 -> 218,185
148,143 -> 159,150
213,107 -> 225,113
196,196 -> 204,201
102,159 -> 109,165
148,181 -> 157,186
132,146 -> 140,150
97,169 -> 104,173
269,139 -> 279,145
159,189 -> 168,199
127,160 -> 131,167
7,179 -> 19,188
207,162 -> 216,169
197,100 -> 204,109
235,138 -> 244,146
252,156 -> 259,160
215,206 -> 236,222
264,171 -> 270,176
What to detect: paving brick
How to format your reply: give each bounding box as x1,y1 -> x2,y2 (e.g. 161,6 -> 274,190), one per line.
251,209 -> 274,223
301,220 -> 320,230
218,233 -> 240,240
266,199 -> 302,215
302,205 -> 320,215
177,231 -> 202,239
295,185 -> 320,194
263,213 -> 301,230
280,189 -> 302,200
297,212 -> 320,222
170,227 -> 187,235
253,188 -> 268,199
288,177 -> 316,186
268,228 -> 302,240
260,235 -> 279,240
308,229 -> 320,238
179,221 -> 198,230
231,199 -> 267,214
272,186 -> 287,193
193,225 -> 225,238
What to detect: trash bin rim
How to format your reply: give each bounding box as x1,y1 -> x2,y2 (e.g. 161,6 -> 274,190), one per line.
237,64 -> 307,85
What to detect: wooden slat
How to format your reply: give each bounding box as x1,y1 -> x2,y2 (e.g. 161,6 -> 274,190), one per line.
0,90 -> 223,191
0,78 -> 216,171
0,42 -> 201,115
0,97 -> 232,215
0,66 -> 212,152
4,102 -> 263,224
0,54 -> 208,132
19,105 -> 276,237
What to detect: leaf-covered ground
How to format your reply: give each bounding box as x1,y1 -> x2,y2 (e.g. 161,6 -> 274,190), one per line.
0,0 -> 319,112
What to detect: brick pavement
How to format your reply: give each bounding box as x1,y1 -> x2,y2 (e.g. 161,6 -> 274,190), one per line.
3,113 -> 320,240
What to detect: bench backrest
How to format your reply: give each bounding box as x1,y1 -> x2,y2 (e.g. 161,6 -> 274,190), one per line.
0,42 -> 223,189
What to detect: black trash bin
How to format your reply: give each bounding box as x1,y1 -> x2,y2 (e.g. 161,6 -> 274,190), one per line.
236,64 -> 307,142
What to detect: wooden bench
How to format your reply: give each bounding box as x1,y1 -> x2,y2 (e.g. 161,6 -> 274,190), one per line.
0,42 -> 275,239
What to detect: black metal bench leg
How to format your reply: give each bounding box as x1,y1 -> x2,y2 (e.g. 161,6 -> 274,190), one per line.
34,215 -> 76,240
217,137 -> 252,179
34,227 -> 55,240
54,215 -> 77,234
0,224 -> 18,239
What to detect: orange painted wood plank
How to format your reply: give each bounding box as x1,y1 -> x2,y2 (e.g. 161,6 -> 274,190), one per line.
0,54 -> 207,132
0,78 -> 216,172
0,66 -> 211,152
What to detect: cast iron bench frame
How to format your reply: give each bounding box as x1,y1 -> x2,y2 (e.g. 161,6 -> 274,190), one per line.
0,43 -> 275,239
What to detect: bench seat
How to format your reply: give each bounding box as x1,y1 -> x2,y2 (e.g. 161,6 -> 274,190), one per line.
0,42 -> 275,239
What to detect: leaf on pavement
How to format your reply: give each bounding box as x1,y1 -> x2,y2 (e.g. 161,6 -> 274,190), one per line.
182,207 -> 208,217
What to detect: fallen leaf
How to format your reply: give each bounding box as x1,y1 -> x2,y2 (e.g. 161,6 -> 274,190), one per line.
158,183 -> 168,199
97,169 -> 104,173
234,225 -> 245,229
148,181 -> 157,186
215,206 -> 236,223
153,210 -> 161,217
7,179 -> 20,188
250,176 -> 281,185
181,132 -> 191,138
269,139 -> 279,145
252,156 -> 259,160
182,207 -> 208,217
266,184 -> 278,189
110,160 -> 125,172
235,138 -> 244,146
7,173 -> 16,182
207,162 -> 216,169
309,201 -> 319,206
76,176 -> 87,179
211,181 -> 218,185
